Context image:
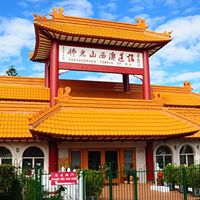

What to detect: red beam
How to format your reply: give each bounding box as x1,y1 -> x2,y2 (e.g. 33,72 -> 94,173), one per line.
146,141 -> 154,181
143,50 -> 151,100
45,61 -> 50,87
59,62 -> 144,75
122,74 -> 130,92
49,141 -> 58,172
50,41 -> 59,107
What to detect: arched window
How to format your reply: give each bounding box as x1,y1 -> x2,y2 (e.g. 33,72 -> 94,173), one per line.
0,147 -> 12,164
156,145 -> 172,169
179,145 -> 194,166
22,147 -> 44,169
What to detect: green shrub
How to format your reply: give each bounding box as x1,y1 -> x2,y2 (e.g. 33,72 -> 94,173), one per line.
8,178 -> 23,200
83,169 -> 105,197
175,165 -> 188,186
0,164 -> 15,193
25,177 -> 37,200
188,165 -> 200,188
163,164 -> 177,184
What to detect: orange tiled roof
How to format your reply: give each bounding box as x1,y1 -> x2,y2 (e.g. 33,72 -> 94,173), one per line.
0,101 -> 49,113
0,77 -> 200,106
29,98 -> 198,139
0,84 -> 49,101
0,113 -> 32,139
152,82 -> 200,106
153,92 -> 200,106
0,76 -> 44,86
166,107 -> 200,139
30,8 -> 171,61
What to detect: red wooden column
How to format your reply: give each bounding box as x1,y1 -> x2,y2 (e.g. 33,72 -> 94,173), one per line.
145,141 -> 154,181
50,41 -> 59,107
122,74 -> 130,92
49,141 -> 58,172
142,50 -> 151,100
45,61 -> 50,88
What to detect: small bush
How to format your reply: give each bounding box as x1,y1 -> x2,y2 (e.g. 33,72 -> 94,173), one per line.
0,164 -> 15,193
82,169 -> 105,197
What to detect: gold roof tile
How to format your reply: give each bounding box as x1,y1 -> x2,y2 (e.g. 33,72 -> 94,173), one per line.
30,100 -> 198,138
31,8 -> 171,61
0,113 -> 32,139
0,84 -> 49,101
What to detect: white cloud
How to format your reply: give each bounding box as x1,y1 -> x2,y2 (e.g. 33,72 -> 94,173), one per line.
99,10 -> 116,20
81,73 -> 140,83
52,0 -> 93,17
150,70 -> 168,85
32,63 -> 44,72
167,72 -> 200,83
155,15 -> 200,65
0,17 -> 34,60
98,0 -> 117,20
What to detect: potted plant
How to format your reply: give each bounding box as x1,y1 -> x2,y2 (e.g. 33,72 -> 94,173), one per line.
84,169 -> 105,200
124,175 -> 128,184
163,164 -> 176,190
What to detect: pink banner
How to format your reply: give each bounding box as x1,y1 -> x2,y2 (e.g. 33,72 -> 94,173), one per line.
50,172 -> 78,185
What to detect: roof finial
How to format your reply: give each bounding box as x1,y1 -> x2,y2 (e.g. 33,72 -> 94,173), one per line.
184,81 -> 192,91
50,7 -> 64,19
136,17 -> 148,29
163,31 -> 172,38
56,87 -> 71,102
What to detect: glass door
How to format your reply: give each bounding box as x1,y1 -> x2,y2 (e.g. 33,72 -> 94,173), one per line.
88,151 -> 101,170
105,150 -> 118,178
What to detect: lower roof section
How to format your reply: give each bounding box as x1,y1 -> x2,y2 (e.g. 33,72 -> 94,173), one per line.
0,113 -> 32,139
29,98 -> 198,140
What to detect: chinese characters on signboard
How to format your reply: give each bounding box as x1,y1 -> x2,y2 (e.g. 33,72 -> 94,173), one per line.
59,45 -> 143,69
50,172 -> 77,185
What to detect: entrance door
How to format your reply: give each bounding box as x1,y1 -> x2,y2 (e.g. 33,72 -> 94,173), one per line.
88,151 -> 101,170
105,150 -> 118,178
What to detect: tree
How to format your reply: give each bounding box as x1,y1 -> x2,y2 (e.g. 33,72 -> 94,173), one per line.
6,66 -> 18,76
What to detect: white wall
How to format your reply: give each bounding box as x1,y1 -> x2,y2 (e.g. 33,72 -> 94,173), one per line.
0,141 -> 49,172
153,140 -> 200,166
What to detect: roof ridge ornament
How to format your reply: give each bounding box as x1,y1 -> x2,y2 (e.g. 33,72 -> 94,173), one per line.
136,17 -> 148,29
33,14 -> 47,21
55,87 -> 71,102
153,92 -> 164,105
163,31 -> 172,38
50,7 -> 64,19
184,81 -> 192,91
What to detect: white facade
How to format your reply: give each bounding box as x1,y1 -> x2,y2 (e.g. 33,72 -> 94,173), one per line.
0,141 -> 49,172
153,140 -> 200,167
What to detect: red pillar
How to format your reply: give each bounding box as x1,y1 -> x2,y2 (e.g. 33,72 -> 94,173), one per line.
45,61 -> 50,88
122,74 -> 130,92
49,141 -> 58,172
50,41 -> 59,107
145,141 -> 154,181
142,50 -> 151,100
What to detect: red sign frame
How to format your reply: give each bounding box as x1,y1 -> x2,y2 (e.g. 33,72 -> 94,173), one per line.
58,45 -> 145,75
50,172 -> 78,185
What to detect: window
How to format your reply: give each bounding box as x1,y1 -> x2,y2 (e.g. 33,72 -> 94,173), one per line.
180,145 -> 194,166
156,145 -> 172,169
22,147 -> 44,169
0,147 -> 12,164
124,150 -> 133,172
71,151 -> 81,169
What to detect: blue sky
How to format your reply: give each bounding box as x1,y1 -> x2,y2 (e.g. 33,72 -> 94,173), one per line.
0,0 -> 200,91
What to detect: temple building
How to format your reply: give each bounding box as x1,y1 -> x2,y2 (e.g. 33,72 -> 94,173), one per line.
0,8 -> 200,182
